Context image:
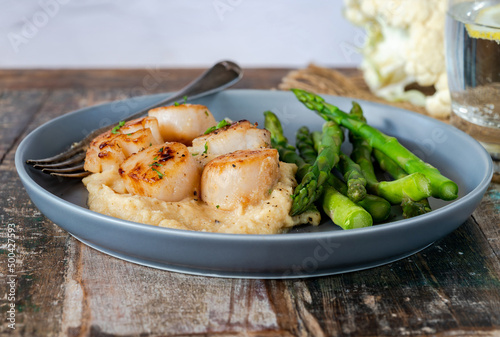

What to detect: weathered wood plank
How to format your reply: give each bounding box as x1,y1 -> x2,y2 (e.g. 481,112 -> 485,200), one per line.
0,68 -> 291,91
61,242 -> 282,337
0,87 -> 142,336
0,90 -> 48,162
473,184 -> 500,258
263,216 -> 500,337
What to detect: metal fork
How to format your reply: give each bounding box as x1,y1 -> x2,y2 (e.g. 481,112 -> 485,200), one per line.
26,60 -> 243,178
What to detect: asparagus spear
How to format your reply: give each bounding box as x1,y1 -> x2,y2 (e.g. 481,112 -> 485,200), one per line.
307,127 -> 367,203
372,148 -> 407,180
263,111 -> 310,181
373,148 -> 432,218
292,89 -> 459,201
296,126 -> 317,165
290,120 -> 343,216
264,111 -> 372,229
321,185 -> 372,229
327,174 -> 390,223
349,124 -> 432,205
311,131 -> 322,153
350,102 -> 432,218
338,153 -> 367,203
302,127 -> 389,223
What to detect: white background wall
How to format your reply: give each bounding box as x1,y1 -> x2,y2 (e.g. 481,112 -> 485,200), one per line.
1,0 -> 364,69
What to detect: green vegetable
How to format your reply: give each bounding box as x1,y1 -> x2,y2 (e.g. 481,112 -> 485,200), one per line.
265,111 -> 372,229
297,120 -> 389,224
308,127 -> 367,203
292,89 -> 458,201
352,103 -> 432,218
264,111 -> 310,180
296,126 -> 317,165
349,121 -> 432,205
263,111 -> 318,215
327,174 -> 390,223
322,185 -> 372,230
373,148 -> 432,218
338,153 -> 367,203
290,121 -> 343,216
311,131 -> 322,152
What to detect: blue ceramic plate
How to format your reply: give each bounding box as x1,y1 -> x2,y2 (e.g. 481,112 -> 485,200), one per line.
15,90 -> 493,278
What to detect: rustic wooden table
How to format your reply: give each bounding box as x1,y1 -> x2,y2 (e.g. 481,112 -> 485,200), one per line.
1,68 -> 499,337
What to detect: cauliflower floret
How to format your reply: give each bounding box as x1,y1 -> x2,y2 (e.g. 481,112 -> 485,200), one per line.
344,0 -> 451,118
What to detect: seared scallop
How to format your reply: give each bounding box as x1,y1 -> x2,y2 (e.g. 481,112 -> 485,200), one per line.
119,142 -> 200,202
190,120 -> 271,165
119,116 -> 163,144
148,104 -> 217,145
201,148 -> 280,211
84,117 -> 163,173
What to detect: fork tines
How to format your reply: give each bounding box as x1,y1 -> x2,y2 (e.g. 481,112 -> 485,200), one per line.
27,145 -> 90,178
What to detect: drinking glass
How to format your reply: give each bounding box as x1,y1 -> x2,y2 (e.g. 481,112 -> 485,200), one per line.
445,0 -> 500,159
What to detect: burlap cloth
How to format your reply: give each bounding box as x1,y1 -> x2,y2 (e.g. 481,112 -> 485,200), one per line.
278,63 -> 433,118
279,64 -> 499,182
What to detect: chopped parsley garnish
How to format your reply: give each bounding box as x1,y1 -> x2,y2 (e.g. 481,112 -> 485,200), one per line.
174,102 -> 180,106
183,95 -> 188,103
111,121 -> 126,134
203,142 -> 208,154
204,119 -> 231,135
152,168 -> 164,179
149,162 -> 163,167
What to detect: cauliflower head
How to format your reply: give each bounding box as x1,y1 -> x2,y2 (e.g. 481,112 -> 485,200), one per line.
344,0 -> 451,118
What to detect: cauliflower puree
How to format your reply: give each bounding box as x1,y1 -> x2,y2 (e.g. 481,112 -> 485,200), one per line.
83,162 -> 320,234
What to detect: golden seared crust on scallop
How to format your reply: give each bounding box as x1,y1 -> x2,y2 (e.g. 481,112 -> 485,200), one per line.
84,117 -> 164,173
116,129 -> 158,158
119,117 -> 163,144
119,142 -> 201,202
84,130 -> 126,173
190,120 -> 271,166
148,104 -> 217,145
200,148 -> 280,211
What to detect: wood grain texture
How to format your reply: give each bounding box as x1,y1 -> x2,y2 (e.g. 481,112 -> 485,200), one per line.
0,68 -> 291,91
0,69 -> 499,337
